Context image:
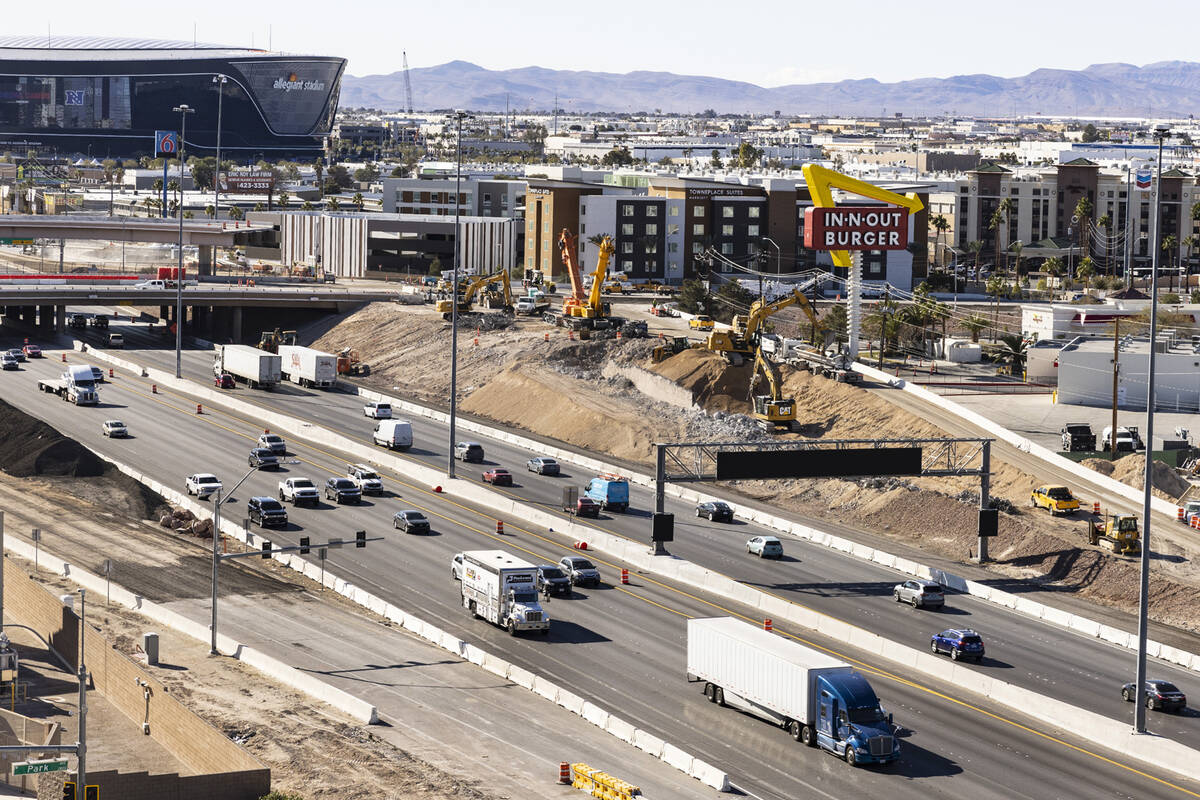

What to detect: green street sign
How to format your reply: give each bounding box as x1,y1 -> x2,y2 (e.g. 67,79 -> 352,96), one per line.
0,239 -> 34,246
13,759 -> 69,775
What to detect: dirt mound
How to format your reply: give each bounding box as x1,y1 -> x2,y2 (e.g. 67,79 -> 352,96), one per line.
0,397 -> 107,477
650,348 -> 753,412
1082,455 -> 1191,502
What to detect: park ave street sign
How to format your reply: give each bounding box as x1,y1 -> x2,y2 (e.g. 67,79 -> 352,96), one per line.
13,758 -> 68,775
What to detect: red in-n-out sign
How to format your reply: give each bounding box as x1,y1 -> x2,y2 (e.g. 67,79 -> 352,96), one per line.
803,206 -> 910,250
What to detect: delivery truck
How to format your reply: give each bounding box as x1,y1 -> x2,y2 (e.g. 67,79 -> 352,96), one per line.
277,345 -> 338,389
687,617 -> 900,766
459,550 -> 550,636
212,344 -> 281,390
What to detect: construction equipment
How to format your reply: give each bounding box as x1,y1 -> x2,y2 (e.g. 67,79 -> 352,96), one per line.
704,288 -> 821,360
435,270 -> 514,318
336,347 -> 367,376
653,336 -> 694,363
762,335 -> 861,384
257,328 -> 297,354
1086,514 -> 1140,555
544,230 -> 619,330
748,347 -> 797,433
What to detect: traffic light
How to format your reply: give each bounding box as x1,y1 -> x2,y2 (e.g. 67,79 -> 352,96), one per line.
299,536 -> 310,555
84,786 -> 99,800
355,530 -> 366,548
261,540 -> 272,558
62,780 -> 75,800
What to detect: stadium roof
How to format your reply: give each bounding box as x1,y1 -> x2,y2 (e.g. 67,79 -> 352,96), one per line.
0,35 -> 246,51
0,35 -> 338,61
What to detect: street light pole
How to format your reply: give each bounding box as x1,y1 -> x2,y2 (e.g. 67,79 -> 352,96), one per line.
213,75 -> 227,226
1134,123 -> 1169,735
172,103 -> 194,379
447,110 -> 472,479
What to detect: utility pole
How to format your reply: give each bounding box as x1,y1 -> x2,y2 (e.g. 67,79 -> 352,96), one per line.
1111,317 -> 1120,459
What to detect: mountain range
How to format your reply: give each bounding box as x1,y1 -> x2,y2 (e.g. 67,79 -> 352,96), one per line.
339,60 -> 1200,117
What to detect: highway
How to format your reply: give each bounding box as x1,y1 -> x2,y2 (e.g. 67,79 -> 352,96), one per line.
1,327 -> 1198,797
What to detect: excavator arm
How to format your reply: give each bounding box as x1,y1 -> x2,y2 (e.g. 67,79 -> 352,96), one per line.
586,235 -> 615,313
558,230 -> 588,299
750,347 -> 785,402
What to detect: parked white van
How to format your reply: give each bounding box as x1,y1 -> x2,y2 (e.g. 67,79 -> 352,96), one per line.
373,419 -> 413,450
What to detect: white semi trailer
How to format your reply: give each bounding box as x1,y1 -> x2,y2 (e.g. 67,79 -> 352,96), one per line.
459,550 -> 550,636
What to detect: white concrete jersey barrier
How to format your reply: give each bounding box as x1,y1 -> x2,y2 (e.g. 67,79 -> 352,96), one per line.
76,348 -> 1199,781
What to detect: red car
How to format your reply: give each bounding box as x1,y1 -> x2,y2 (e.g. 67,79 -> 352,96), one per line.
214,373 -> 235,389
482,468 -> 513,486
22,344 -> 42,358
568,497 -> 601,518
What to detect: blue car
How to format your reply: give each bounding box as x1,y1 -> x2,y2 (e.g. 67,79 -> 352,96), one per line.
930,628 -> 985,662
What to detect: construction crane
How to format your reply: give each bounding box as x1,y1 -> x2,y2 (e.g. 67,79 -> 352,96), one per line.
402,51 -> 415,114
435,270 -> 514,318
704,288 -> 818,360
544,230 -> 619,330
748,347 -> 798,433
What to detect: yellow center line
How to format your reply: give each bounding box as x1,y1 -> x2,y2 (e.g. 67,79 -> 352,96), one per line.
100,366 -> 1200,796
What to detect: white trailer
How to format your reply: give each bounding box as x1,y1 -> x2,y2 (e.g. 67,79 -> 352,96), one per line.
213,344 -> 281,390
277,345 -> 337,389
459,550 -> 550,636
687,617 -> 899,765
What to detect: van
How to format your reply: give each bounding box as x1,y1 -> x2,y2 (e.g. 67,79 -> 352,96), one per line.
106,333 -> 124,348
373,419 -> 413,451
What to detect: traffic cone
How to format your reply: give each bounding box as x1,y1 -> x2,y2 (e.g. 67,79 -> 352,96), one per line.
621,568 -> 629,584
495,520 -> 504,535
764,618 -> 773,631
196,404 -> 203,414
558,762 -> 571,784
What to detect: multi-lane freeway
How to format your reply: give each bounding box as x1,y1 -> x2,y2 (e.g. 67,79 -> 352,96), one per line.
1,318 -> 1198,798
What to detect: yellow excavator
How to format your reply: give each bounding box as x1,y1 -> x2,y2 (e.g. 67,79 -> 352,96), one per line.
545,230 -> 618,329
748,347 -> 798,433
705,288 -> 821,360
435,270 -> 514,318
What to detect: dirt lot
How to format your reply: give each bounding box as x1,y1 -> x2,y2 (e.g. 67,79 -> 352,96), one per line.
317,301 -> 1200,634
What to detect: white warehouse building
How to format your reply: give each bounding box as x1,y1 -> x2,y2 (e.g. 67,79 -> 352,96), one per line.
1056,335 -> 1200,412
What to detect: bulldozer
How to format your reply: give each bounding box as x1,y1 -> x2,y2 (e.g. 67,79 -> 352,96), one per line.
1086,514 -> 1140,555
748,347 -> 797,433
435,270 -> 514,318
652,336 -> 693,363
257,328 -> 297,354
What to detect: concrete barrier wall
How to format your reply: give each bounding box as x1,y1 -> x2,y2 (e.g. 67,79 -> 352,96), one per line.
600,362 -> 697,410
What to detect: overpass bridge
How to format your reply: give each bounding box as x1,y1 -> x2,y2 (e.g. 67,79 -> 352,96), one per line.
0,284 -> 398,340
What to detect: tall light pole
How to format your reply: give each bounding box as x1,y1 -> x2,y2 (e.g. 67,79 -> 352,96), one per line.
1134,122 -> 1169,735
447,110 -> 472,479
212,75 -> 227,227
172,103 -> 194,379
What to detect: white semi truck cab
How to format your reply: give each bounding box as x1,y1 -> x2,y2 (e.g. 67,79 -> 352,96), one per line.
459,550 -> 550,636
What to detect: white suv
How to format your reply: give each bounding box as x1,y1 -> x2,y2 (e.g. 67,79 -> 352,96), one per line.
364,400 -> 392,419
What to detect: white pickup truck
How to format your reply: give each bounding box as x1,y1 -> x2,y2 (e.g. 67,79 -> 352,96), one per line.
346,464 -> 384,495
278,477 -> 320,506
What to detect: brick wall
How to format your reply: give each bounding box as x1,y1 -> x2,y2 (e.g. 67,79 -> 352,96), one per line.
6,560 -> 270,799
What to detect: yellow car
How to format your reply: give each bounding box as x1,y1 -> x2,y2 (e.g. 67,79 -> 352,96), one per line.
689,315 -> 715,330
1031,485 -> 1080,515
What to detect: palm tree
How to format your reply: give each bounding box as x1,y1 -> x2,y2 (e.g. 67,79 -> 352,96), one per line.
1010,240 -> 1024,277
1161,233 -> 1178,292
1183,234 -> 1198,275
1043,256 -> 1064,278
278,191 -> 291,208
204,204 -> 215,219
962,313 -> 988,343
352,192 -> 364,211
1073,196 -> 1094,260
1096,213 -> 1112,273
989,198 -> 1015,276
313,160 -> 325,199
301,200 -> 314,211
929,214 -> 950,266
327,196 -> 341,212
1076,256 -> 1095,285
868,297 -> 900,366
993,333 -> 1028,377
985,275 -> 1007,341
966,240 -> 984,279
228,205 -> 244,220
141,196 -> 156,217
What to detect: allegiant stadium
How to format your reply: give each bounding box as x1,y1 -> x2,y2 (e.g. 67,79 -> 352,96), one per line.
0,35 -> 345,160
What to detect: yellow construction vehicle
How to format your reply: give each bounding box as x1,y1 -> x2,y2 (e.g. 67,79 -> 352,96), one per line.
545,230 -> 619,329
1086,514 -> 1140,555
704,289 -> 820,360
257,328 -> 297,354
748,347 -> 797,433
435,270 -> 514,318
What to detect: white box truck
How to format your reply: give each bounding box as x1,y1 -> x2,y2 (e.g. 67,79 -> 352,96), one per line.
372,419 -> 413,451
212,344 -> 281,390
459,550 -> 550,636
277,345 -> 337,389
687,617 -> 899,766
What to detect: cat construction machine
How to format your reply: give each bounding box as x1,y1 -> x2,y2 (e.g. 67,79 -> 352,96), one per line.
257,328 -> 297,354
703,288 -> 822,364
1085,513 -> 1140,556
435,270 -> 514,318
748,346 -> 798,433
544,230 -> 617,330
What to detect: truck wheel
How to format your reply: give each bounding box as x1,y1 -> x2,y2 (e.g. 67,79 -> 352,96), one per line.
704,683 -> 716,702
279,491 -> 285,501
789,720 -> 803,741
801,724 -> 816,747
845,747 -> 857,767
507,620 -> 518,636
714,687 -> 725,707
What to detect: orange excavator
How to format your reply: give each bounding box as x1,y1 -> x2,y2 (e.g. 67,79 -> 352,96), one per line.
544,229 -> 617,330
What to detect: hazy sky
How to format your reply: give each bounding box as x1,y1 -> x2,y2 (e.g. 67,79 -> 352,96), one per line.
11,0 -> 1199,85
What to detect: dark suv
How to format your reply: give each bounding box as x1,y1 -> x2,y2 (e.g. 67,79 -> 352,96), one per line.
247,496 -> 288,528
324,477 -> 362,504
931,628 -> 985,662
537,565 -> 572,597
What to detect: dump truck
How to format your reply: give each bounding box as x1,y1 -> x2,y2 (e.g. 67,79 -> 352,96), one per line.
1060,423 -> 1096,452
1086,514 -> 1140,555
459,550 -> 550,636
687,617 -> 900,766
212,344 -> 281,390
277,345 -> 337,389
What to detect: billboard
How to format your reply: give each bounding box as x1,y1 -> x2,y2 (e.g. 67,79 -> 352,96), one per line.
219,171 -> 275,194
715,447 -> 923,480
803,206 -> 910,251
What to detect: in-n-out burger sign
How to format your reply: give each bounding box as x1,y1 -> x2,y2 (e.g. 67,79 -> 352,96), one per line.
803,206 -> 910,250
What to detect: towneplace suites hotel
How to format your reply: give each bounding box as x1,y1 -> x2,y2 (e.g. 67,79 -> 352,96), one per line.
0,35 -> 345,160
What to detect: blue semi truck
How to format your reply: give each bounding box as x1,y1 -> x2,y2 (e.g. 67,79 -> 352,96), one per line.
687,617 -> 901,766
